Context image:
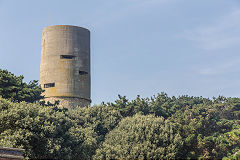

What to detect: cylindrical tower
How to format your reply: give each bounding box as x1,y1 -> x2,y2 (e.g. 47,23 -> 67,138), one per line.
40,25 -> 90,108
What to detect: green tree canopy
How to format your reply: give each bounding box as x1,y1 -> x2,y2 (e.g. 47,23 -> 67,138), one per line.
94,114 -> 183,160
1,69 -> 240,159
0,69 -> 43,102
0,97 -> 97,159
68,105 -> 122,144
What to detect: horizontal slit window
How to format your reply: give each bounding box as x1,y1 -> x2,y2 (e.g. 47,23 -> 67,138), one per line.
60,55 -> 76,59
79,71 -> 88,75
44,83 -> 55,88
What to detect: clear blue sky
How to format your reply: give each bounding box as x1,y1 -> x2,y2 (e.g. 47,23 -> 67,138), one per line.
1,0 -> 240,104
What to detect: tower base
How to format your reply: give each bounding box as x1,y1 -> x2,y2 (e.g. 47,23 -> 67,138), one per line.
44,97 -> 90,109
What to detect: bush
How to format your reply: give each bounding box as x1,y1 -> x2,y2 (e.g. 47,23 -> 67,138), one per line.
94,114 -> 183,159
0,97 -> 97,159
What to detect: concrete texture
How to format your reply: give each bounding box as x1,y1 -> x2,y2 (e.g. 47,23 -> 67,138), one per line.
40,25 -> 91,108
44,97 -> 90,109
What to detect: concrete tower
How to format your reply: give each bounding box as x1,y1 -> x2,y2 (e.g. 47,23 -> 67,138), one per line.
40,25 -> 91,108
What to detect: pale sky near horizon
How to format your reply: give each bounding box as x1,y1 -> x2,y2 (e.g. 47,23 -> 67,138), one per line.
1,0 -> 240,104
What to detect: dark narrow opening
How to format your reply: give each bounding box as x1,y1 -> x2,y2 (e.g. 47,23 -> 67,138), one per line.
79,71 -> 88,75
60,55 -> 76,59
44,83 -> 55,88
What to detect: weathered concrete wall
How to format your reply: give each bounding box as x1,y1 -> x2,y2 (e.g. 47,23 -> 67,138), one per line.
0,147 -> 24,160
44,97 -> 90,109
40,25 -> 91,107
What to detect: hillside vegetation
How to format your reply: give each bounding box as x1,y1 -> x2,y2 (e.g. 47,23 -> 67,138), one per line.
0,69 -> 240,159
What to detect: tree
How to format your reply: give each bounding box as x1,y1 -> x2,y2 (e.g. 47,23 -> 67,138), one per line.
68,105 -> 122,144
0,97 -> 97,159
94,114 -> 183,160
0,69 -> 43,102
170,102 -> 240,159
223,150 -> 240,160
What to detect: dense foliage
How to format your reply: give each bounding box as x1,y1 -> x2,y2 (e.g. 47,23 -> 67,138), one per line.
1,94 -> 239,159
94,114 -> 183,159
0,69 -> 239,159
0,98 -> 97,159
0,69 -> 43,102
